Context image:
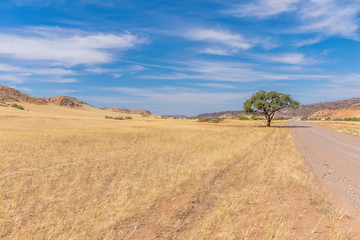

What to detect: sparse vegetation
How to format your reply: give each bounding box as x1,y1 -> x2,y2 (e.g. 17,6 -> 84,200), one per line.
250,115 -> 264,120
114,116 -> 124,120
198,117 -> 223,123
238,116 -> 249,120
313,120 -> 360,137
125,116 -> 132,119
343,117 -> 360,121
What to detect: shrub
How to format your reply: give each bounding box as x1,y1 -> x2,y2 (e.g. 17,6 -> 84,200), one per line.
343,117 -> 360,121
198,117 -> 223,123
211,118 -> 222,123
161,116 -> 169,119
142,115 -> 149,117
238,116 -> 249,120
105,116 -> 113,119
250,116 -> 264,120
114,117 -> 124,120
198,117 -> 212,122
300,117 -> 308,121
16,105 -> 24,110
125,116 -> 132,119
325,117 -> 331,121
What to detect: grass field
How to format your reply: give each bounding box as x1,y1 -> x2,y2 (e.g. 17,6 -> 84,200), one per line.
0,106 -> 351,239
311,120 -> 360,137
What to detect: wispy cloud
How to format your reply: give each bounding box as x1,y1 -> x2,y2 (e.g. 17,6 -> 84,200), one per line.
0,27 -> 145,66
299,0 -> 360,39
191,83 -> 237,89
227,0 -> 301,18
183,28 -> 253,55
257,53 -> 313,65
97,86 -> 249,104
227,0 -> 360,41
141,60 -> 327,82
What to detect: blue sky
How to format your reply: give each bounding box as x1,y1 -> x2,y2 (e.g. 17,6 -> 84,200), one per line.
1,0 -> 360,115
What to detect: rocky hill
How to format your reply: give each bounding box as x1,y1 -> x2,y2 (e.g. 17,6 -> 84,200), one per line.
99,107 -> 152,115
278,98 -> 360,118
308,102 -> 360,119
0,85 -> 149,113
44,96 -> 86,108
0,85 -> 47,104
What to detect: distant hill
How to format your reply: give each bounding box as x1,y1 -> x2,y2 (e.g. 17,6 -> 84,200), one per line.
99,107 -> 152,115
308,102 -> 360,119
0,85 -> 86,108
196,98 -> 360,119
279,98 -> 360,118
0,85 -> 151,114
0,85 -> 48,104
44,96 -> 87,108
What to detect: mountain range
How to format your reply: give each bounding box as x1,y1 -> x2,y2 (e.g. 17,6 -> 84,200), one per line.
0,85 -> 152,115
2,85 -> 360,119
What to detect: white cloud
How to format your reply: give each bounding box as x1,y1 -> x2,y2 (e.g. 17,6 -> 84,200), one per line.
192,83 -> 237,89
262,53 -> 310,64
141,60 -> 324,82
228,0 -> 301,18
98,87 -> 249,104
227,0 -> 360,40
0,74 -> 24,84
183,28 -> 253,55
299,0 -> 360,39
0,27 -> 145,66
42,78 -> 78,83
200,47 -> 232,55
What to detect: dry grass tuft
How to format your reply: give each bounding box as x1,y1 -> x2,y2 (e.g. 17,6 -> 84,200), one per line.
312,120 -> 360,137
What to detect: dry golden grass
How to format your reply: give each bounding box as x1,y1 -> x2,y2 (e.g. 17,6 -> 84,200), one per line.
311,120 -> 360,137
0,106 -> 351,239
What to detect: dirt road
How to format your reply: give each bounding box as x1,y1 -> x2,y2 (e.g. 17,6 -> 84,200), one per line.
287,120 -> 360,224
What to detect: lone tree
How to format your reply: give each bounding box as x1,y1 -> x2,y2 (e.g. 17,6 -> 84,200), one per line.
243,90 -> 300,127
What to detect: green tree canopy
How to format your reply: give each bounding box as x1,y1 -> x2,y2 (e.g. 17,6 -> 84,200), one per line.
243,90 -> 300,127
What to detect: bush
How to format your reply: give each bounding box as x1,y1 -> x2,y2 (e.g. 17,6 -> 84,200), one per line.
325,117 -> 331,121
211,118 -> 223,123
300,117 -> 308,121
198,117 -> 212,122
16,105 -> 24,110
250,116 -> 264,120
125,116 -> 132,119
161,116 -> 169,119
105,116 -> 113,119
343,117 -> 360,121
114,117 -> 124,120
198,117 -> 223,123
142,115 -> 149,117
238,116 -> 249,120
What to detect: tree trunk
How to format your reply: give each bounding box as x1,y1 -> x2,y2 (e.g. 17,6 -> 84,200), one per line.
266,117 -> 271,127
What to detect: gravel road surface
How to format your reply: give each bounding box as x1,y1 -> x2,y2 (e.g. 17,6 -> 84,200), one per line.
287,120 -> 360,224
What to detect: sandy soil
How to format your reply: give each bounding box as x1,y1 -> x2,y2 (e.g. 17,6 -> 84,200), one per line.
287,120 -> 360,237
